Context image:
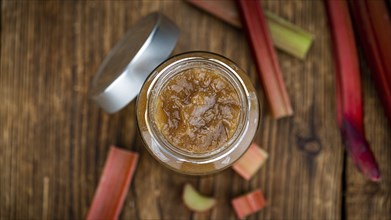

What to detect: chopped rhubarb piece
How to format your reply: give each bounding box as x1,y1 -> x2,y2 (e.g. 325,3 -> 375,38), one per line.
231,189 -> 266,219
236,0 -> 293,119
325,0 -> 380,181
232,143 -> 268,180
183,183 -> 216,213
86,146 -> 139,220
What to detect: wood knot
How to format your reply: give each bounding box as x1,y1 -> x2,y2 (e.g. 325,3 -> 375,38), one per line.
296,136 -> 322,156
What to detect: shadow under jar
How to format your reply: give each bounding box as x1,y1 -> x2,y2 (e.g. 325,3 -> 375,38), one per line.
137,52 -> 259,175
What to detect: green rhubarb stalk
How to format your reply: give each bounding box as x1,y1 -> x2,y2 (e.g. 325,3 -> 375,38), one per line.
265,11 -> 314,60
186,0 -> 314,60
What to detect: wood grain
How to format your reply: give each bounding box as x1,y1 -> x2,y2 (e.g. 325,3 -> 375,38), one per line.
0,0 -> 389,219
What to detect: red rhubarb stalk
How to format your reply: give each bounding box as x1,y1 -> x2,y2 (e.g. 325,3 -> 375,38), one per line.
325,0 -> 380,181
236,0 -> 293,119
350,0 -> 391,126
187,0 -> 242,28
231,189 -> 266,219
86,146 -> 139,220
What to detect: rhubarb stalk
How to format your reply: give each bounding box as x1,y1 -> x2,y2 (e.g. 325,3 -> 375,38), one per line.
325,0 -> 380,181
265,11 -> 313,60
232,143 -> 268,181
231,189 -> 266,219
236,0 -> 293,118
350,0 -> 391,126
187,0 -> 313,60
182,184 -> 216,212
86,146 -> 139,220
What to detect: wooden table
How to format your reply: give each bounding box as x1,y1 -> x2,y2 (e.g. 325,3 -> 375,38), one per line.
1,1 -> 390,219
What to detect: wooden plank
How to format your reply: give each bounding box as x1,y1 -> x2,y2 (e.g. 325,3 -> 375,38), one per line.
0,1 -> 136,219
255,1 -> 343,219
3,0 -> 388,219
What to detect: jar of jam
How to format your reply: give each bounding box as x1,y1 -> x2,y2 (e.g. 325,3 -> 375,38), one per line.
137,52 -> 259,174
90,13 -> 259,175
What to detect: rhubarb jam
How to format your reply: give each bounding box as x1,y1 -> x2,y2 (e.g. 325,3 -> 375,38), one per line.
154,68 -> 241,154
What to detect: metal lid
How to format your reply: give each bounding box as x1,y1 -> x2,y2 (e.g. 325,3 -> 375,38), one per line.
90,12 -> 179,113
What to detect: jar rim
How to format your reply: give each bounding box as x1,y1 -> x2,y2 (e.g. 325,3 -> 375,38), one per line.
148,57 -> 248,159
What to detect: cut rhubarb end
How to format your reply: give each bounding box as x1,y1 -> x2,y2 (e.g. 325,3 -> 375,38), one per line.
231,189 -> 266,219
183,183 -> 216,213
232,143 -> 268,181
341,118 -> 381,182
86,146 -> 139,220
236,0 -> 293,119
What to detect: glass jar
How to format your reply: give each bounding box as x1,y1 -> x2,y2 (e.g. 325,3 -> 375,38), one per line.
137,51 -> 259,175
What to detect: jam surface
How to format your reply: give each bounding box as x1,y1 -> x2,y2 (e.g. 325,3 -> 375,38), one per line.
155,68 -> 241,153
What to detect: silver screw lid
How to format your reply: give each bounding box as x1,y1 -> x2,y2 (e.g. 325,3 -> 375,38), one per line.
90,12 -> 179,113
